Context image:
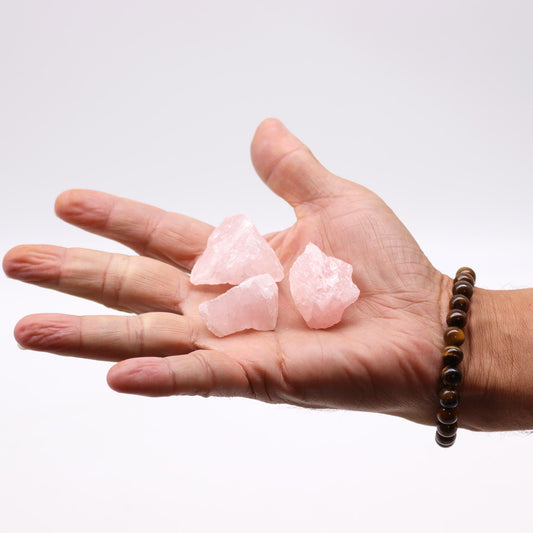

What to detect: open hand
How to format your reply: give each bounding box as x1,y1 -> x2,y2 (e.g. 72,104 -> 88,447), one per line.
3,119 -> 449,426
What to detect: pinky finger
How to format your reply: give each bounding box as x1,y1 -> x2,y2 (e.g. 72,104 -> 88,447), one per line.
107,351 -> 256,399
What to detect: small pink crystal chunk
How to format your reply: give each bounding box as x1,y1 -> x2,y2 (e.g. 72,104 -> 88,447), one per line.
198,274 -> 278,337
190,215 -> 284,285
289,243 -> 359,329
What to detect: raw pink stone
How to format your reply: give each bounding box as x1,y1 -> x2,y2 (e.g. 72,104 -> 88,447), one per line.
289,243 -> 360,329
190,214 -> 284,286
198,274 -> 278,337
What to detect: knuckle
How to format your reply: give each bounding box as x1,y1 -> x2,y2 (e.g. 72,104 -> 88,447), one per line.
191,351 -> 217,397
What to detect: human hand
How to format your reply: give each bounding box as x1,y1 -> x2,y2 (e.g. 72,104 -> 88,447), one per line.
4,119 -> 452,426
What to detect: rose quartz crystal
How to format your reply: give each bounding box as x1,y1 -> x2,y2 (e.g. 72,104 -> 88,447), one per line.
198,274 -> 278,337
190,214 -> 284,285
289,243 -> 359,329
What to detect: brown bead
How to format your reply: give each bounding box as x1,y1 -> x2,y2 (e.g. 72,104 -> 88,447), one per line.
444,327 -> 465,346
439,388 -> 459,409
442,346 -> 463,366
435,432 -> 457,448
453,280 -> 474,299
455,272 -> 475,285
437,421 -> 457,437
456,267 -> 476,283
441,366 -> 462,387
437,407 -> 458,425
450,294 -> 470,312
447,309 -> 467,328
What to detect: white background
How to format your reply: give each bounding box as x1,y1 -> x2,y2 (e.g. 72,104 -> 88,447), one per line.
1,1 -> 532,531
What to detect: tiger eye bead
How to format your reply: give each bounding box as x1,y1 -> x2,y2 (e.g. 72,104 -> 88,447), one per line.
441,366 -> 462,387
439,388 -> 459,409
437,407 -> 458,425
447,309 -> 467,328
450,294 -> 470,312
456,267 -> 476,283
453,280 -> 474,299
437,421 -> 457,437
455,272 -> 475,285
444,327 -> 465,346
442,346 -> 463,366
435,432 -> 457,448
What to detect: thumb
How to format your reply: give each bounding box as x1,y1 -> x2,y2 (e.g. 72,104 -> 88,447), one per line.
250,118 -> 339,210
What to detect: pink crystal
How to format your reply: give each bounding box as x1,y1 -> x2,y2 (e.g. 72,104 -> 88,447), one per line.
198,274 -> 278,337
190,214 -> 284,285
289,243 -> 360,329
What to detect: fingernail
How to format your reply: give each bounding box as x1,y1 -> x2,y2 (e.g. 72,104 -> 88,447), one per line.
17,343 -> 27,350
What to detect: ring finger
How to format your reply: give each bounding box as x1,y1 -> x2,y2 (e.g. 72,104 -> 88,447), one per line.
15,312 -> 204,361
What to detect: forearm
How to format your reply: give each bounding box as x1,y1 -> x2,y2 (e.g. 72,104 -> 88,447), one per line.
460,287 -> 533,431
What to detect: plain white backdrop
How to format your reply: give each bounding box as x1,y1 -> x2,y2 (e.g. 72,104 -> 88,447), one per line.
1,1 -> 532,531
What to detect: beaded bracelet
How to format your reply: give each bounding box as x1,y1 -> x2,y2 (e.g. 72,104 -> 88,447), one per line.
435,267 -> 476,448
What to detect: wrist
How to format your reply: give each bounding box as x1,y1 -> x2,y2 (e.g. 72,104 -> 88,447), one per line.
459,286 -> 533,431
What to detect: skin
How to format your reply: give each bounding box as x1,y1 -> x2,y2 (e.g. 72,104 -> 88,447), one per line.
4,119 -> 532,431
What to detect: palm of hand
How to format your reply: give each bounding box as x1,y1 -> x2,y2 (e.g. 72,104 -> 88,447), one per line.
4,119 -> 445,425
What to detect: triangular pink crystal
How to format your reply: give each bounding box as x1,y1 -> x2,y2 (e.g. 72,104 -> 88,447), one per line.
289,243 -> 360,329
190,214 -> 284,285
198,274 -> 278,337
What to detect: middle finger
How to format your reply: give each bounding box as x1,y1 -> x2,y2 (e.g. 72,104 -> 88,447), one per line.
4,245 -> 193,314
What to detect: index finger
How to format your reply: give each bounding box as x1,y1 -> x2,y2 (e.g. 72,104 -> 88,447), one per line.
55,189 -> 213,271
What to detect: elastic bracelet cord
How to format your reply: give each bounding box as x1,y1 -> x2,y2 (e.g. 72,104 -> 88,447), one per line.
435,267 -> 476,448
